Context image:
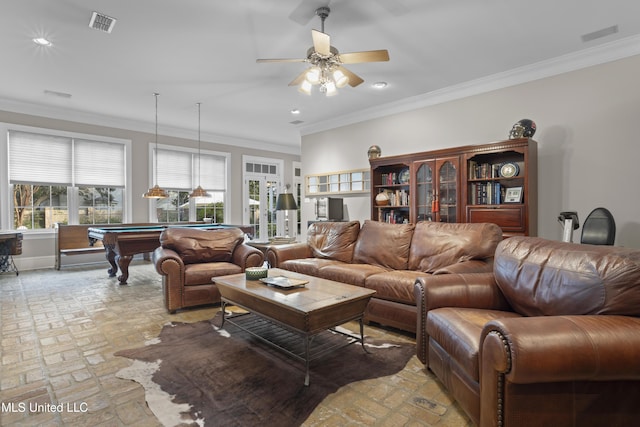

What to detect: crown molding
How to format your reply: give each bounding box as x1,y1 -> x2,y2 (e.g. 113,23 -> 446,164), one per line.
300,34 -> 640,136
0,98 -> 301,156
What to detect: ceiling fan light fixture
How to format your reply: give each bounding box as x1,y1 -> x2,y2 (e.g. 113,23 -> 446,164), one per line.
257,6 -> 388,97
323,80 -> 338,96
299,79 -> 313,95
305,67 -> 321,84
332,69 -> 349,88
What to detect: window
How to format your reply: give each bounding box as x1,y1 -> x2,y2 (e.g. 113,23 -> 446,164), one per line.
305,169 -> 370,195
6,128 -> 129,230
151,145 -> 229,223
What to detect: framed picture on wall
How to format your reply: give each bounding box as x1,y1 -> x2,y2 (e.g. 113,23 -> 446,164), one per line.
504,187 -> 523,203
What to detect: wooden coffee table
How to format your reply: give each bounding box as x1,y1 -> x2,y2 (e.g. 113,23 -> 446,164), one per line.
213,268 -> 376,386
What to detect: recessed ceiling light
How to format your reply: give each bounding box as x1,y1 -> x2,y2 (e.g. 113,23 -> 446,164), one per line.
290,109 -> 301,115
33,37 -> 52,47
372,82 -> 388,89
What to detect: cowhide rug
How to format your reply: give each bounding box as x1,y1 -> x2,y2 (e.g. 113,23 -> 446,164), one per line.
115,313 -> 414,427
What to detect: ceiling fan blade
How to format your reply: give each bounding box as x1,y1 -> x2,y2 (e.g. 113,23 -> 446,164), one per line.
311,29 -> 331,56
339,50 -> 390,64
256,58 -> 306,63
337,66 -> 364,87
288,70 -> 308,87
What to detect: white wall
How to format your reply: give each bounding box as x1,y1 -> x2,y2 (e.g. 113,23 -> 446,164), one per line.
301,54 -> 640,248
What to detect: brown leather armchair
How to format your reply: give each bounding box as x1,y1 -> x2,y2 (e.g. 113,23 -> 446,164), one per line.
414,236 -> 640,426
152,227 -> 264,313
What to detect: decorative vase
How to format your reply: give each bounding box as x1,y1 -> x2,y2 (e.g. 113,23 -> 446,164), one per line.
375,192 -> 390,206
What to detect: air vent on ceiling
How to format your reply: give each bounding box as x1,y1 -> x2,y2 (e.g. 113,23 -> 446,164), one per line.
44,90 -> 72,98
581,25 -> 618,43
290,120 -> 304,125
89,11 -> 117,33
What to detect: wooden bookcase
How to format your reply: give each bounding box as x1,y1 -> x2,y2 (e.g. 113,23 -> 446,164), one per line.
463,138 -> 537,236
370,155 -> 412,224
369,138 -> 537,236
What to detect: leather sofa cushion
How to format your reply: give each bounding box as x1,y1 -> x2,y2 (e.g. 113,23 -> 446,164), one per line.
364,270 -> 428,305
495,236 -> 640,317
408,222 -> 503,273
160,227 -> 244,265
318,263 -> 388,287
184,262 -> 243,285
307,220 -> 360,263
353,220 -> 415,270
279,258 -> 344,277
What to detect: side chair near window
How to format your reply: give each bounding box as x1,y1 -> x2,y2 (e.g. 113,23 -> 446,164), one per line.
414,236 -> 640,427
152,227 -> 264,313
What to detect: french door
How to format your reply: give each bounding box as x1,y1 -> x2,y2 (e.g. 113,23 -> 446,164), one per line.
242,156 -> 283,240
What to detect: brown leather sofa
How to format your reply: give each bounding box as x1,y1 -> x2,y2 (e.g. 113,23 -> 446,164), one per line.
266,220 -> 502,333
414,236 -> 640,426
152,227 -> 264,313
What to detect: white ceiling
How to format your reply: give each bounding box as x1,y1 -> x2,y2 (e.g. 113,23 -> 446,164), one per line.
2,0 -> 640,152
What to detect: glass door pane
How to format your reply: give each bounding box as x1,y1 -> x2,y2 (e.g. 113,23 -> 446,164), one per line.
415,162 -> 434,221
248,179 -> 261,239
438,160 -> 457,223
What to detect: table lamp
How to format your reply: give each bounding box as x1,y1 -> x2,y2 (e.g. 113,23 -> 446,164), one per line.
276,191 -> 298,238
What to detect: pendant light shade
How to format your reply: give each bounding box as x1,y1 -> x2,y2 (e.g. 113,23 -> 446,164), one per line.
189,102 -> 211,199
143,92 -> 169,199
143,184 -> 169,199
189,185 -> 210,198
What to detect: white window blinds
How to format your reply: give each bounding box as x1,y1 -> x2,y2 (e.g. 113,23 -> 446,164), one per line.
8,130 -> 126,187
9,131 -> 72,185
157,149 -> 192,189
156,148 -> 226,190
75,139 -> 125,186
200,153 -> 226,190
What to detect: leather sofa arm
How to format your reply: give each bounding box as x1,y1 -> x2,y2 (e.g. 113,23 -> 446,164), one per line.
433,259 -> 494,275
480,315 -> 640,427
266,243 -> 313,268
152,247 -> 185,314
152,246 -> 184,275
482,315 -> 640,383
414,273 -> 511,364
415,272 -> 510,312
232,244 -> 265,269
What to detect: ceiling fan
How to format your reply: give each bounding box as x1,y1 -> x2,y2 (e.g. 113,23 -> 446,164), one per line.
256,6 -> 390,96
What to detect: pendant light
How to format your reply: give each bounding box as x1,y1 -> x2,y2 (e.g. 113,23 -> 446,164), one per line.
189,102 -> 211,199
143,92 -> 169,199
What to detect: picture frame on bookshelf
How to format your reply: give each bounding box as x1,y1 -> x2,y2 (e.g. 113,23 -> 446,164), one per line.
504,187 -> 523,203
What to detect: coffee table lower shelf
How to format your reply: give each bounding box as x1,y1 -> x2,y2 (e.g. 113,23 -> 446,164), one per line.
219,309 -> 368,386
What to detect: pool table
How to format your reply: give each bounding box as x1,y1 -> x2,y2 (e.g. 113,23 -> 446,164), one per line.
88,223 -> 254,284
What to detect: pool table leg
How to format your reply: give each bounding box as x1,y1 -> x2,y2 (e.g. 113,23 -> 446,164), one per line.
116,255 -> 133,284
104,245 -> 118,278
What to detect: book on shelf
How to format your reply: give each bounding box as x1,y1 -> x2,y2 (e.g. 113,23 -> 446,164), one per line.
470,182 -> 502,205
380,172 -> 399,185
468,161 -> 501,179
379,209 -> 408,224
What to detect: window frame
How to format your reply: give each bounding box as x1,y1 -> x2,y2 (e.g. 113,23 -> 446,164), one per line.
0,123 -> 132,233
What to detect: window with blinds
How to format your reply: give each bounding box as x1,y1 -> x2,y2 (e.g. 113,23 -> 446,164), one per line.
8,130 -> 127,229
156,148 -> 226,191
152,146 -> 228,223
